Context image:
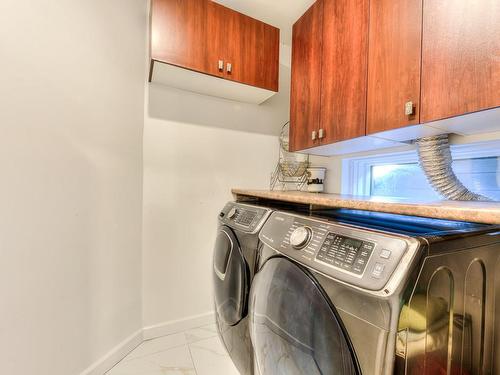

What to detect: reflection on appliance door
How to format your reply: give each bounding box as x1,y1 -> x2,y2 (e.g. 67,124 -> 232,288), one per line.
213,227 -> 248,326
249,257 -> 360,375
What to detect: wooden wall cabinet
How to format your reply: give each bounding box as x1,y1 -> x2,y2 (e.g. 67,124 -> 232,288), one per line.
150,0 -> 280,103
290,0 -> 500,153
366,0 -> 422,134
151,0 -> 208,74
320,0 -> 369,145
289,0 -> 369,152
289,1 -> 323,151
368,0 -> 500,133
421,0 -> 500,123
223,5 -> 280,91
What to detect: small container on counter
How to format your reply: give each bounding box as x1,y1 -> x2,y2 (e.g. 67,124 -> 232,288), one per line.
306,167 -> 327,193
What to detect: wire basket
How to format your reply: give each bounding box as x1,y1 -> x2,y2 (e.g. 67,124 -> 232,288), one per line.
271,122 -> 309,191
278,160 -> 309,178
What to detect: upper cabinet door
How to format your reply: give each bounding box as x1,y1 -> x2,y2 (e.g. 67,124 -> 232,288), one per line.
224,12 -> 280,91
289,1 -> 324,152
366,0 -> 422,134
151,0 -> 208,73
204,1 -> 280,90
206,1 -> 230,77
319,0 -> 369,144
421,0 -> 500,123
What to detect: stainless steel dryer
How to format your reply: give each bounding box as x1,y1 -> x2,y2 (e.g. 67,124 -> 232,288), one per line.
249,209 -> 500,375
213,202 -> 273,375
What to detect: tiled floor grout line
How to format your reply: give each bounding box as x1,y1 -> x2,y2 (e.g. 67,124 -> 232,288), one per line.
122,342 -> 189,362
123,325 -> 218,363
186,339 -> 199,375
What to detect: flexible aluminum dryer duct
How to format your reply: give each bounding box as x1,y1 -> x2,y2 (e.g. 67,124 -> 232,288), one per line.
416,134 -> 491,201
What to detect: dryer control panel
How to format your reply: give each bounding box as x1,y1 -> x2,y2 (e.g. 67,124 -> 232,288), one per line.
219,202 -> 272,234
259,211 -> 420,293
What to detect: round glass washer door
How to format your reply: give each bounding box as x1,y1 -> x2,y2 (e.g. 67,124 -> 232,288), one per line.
249,256 -> 361,375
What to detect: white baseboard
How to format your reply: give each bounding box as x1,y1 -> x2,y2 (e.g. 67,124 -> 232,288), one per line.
142,311 -> 215,340
79,329 -> 143,375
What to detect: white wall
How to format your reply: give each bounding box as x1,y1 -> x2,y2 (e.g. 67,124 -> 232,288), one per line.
0,1 -> 147,374
142,69 -> 287,331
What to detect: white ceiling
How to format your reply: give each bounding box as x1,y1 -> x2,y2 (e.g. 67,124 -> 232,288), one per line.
213,0 -> 315,45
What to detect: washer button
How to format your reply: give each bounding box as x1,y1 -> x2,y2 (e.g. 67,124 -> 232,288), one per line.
372,263 -> 385,278
380,249 -> 392,259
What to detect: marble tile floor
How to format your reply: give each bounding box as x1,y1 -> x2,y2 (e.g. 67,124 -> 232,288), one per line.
106,324 -> 240,375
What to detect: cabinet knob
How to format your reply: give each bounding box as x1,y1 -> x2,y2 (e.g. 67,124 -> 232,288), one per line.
405,101 -> 415,116
318,128 -> 325,139
226,63 -> 232,74
312,130 -> 317,140
218,60 -> 224,72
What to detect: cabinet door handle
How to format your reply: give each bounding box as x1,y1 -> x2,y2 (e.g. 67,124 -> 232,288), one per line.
318,128 -> 325,139
218,60 -> 224,72
226,63 -> 232,74
405,101 -> 415,116
311,130 -> 317,141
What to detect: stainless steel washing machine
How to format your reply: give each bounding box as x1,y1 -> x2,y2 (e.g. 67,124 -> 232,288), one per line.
213,202 -> 273,375
249,209 -> 500,375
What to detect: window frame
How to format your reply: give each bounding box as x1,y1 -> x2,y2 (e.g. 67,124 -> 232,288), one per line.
342,140 -> 500,196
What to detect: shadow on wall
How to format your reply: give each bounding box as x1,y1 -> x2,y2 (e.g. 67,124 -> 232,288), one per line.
147,64 -> 291,136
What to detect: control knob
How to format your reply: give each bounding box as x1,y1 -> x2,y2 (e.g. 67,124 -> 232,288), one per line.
227,207 -> 238,219
290,226 -> 312,249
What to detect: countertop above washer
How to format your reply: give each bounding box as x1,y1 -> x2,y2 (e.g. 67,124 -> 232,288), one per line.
232,189 -> 500,225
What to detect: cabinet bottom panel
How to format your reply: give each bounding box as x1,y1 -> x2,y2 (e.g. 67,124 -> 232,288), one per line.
150,60 -> 277,105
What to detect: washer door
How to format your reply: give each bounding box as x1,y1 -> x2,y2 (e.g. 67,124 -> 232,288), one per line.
213,226 -> 248,326
249,257 -> 361,375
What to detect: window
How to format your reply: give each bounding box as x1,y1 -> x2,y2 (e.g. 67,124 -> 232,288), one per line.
342,141 -> 500,200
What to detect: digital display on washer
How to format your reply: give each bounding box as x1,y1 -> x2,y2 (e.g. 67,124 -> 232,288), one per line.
342,238 -> 363,250
316,233 -> 375,275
